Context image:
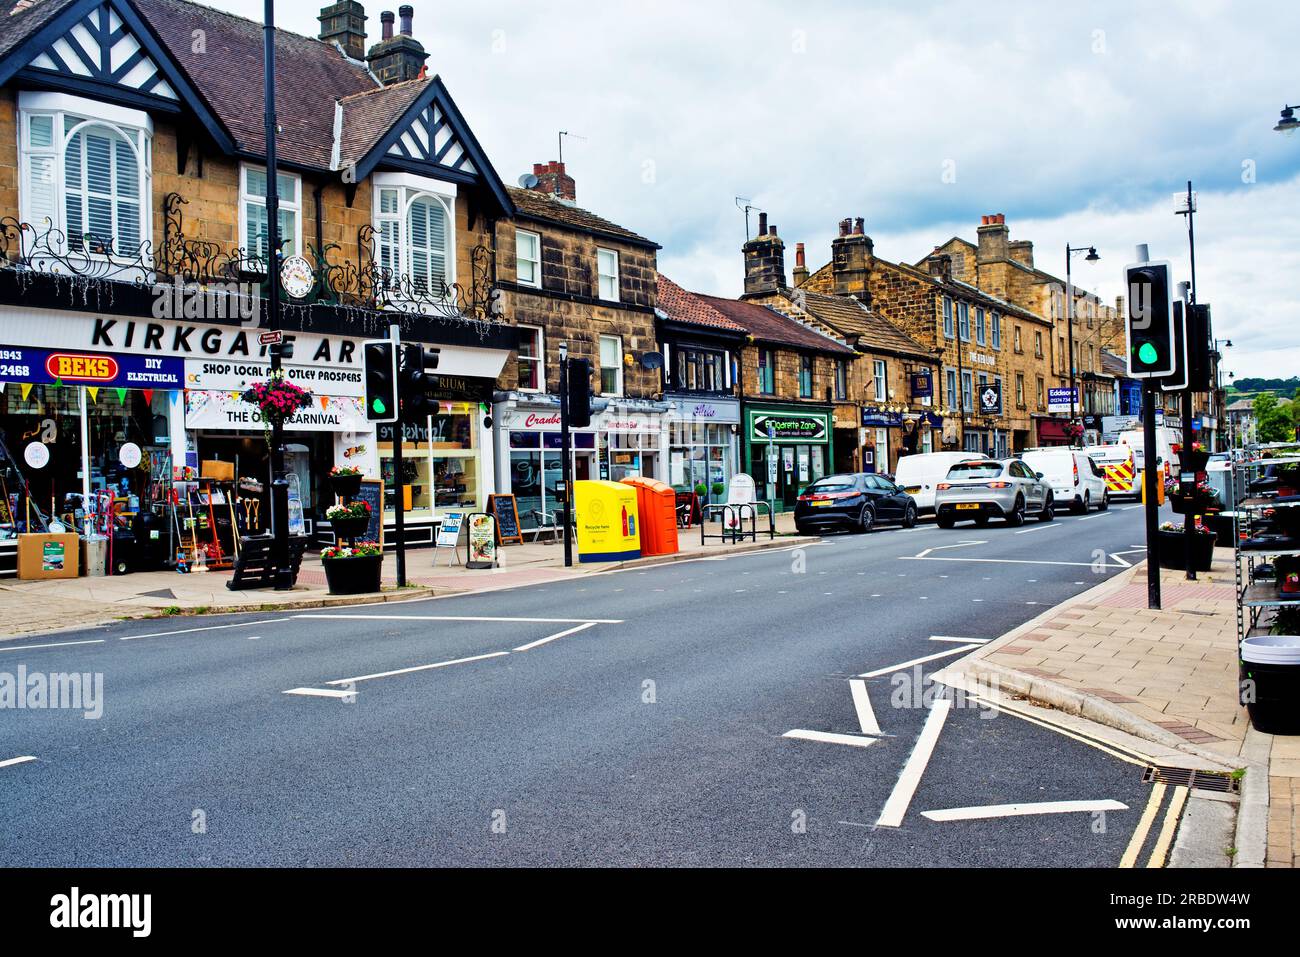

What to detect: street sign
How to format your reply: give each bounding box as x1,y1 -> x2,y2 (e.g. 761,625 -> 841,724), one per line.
259,330 -> 283,346
1047,388 -> 1077,414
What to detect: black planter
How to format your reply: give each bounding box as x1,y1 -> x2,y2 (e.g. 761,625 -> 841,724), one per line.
1156,529 -> 1216,572
1170,494 -> 1220,516
1176,449 -> 1210,474
330,473 -> 363,498
330,515 -> 371,540
323,554 -> 383,595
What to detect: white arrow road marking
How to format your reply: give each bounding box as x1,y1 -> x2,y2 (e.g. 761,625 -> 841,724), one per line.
858,645 -> 982,679
912,540 -> 986,559
283,688 -> 356,700
876,699 -> 952,828
782,730 -> 881,749
0,639 -> 104,653
325,651 -> 510,686
0,756 -> 38,769
514,622 -> 598,653
120,619 -> 294,641
849,679 -> 881,735
921,799 -> 1128,822
929,636 -> 991,645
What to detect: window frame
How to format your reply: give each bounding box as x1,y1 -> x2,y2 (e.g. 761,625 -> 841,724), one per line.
599,334 -> 624,396
370,172 -> 457,300
958,302 -> 970,342
515,228 -> 541,288
516,324 -> 544,392
942,296 -> 954,339
241,162 -> 303,267
834,359 -> 848,401
1034,330 -> 1044,358
799,355 -> 814,399
596,247 -> 620,302
873,359 -> 887,402
757,348 -> 776,395
675,344 -> 728,393
991,312 -> 1001,350
975,306 -> 986,346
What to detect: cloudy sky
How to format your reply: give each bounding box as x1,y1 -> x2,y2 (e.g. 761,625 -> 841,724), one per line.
233,0 -> 1299,379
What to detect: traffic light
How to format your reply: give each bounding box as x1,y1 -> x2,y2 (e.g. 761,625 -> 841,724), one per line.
1160,300 -> 1189,393
566,357 -> 592,429
398,343 -> 441,421
1125,261 -> 1175,378
363,340 -> 397,422
1185,304 -> 1212,392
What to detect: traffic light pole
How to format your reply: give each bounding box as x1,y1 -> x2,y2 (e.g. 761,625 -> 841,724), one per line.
390,324 -> 406,588
1142,382 -> 1163,610
1180,182 -> 1199,582
559,343 -> 574,568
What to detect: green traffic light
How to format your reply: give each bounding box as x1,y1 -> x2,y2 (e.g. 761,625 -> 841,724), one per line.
1138,342 -> 1159,365
372,397 -> 388,414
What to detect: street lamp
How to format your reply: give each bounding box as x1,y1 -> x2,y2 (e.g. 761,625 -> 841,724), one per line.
1064,244 -> 1100,429
1276,105 -> 1300,134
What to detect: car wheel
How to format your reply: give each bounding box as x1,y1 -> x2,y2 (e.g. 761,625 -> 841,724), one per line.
1073,492 -> 1089,515
1006,496 -> 1026,527
1097,490 -> 1110,511
1038,495 -> 1055,522
902,504 -> 917,529
795,524 -> 812,536
937,515 -> 955,529
855,505 -> 875,533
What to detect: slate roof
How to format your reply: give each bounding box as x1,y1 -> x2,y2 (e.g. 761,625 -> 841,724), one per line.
1100,350 -> 1128,377
656,274 -> 746,333
692,294 -> 855,356
507,187 -> 659,249
1,0 -> 77,62
793,288 -> 930,359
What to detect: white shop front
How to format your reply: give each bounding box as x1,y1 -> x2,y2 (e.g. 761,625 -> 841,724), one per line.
662,396 -> 741,500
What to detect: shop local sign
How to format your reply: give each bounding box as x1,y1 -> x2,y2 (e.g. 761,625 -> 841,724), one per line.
185,390 -> 367,433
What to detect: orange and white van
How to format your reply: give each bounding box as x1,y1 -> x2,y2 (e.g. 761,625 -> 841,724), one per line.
1084,444 -> 1141,498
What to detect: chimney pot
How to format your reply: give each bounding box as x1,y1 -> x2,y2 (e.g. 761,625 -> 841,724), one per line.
757,212 -> 768,236
530,159 -> 576,202
399,4 -> 413,35
380,10 -> 394,39
769,225 -> 777,238
838,218 -> 850,237
795,242 -> 806,267
854,217 -> 865,235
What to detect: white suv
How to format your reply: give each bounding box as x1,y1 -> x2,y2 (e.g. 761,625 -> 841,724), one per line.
1020,448 -> 1109,514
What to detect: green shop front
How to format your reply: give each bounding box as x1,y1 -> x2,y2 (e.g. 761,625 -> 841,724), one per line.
743,404 -> 834,510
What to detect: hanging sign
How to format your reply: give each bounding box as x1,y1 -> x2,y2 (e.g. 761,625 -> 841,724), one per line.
910,372 -> 934,399
978,382 -> 1003,415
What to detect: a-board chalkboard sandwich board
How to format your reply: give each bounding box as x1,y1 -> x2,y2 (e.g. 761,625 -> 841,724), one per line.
487,494 -> 524,545
356,479 -> 385,546
466,513 -> 497,569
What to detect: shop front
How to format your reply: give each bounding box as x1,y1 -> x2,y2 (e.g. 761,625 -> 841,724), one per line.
663,396 -> 740,503
862,408 -> 943,475
743,403 -> 834,510
1035,416 -> 1073,448
494,400 -> 668,531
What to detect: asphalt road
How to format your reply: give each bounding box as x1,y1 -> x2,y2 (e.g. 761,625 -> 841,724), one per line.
0,501 -> 1176,867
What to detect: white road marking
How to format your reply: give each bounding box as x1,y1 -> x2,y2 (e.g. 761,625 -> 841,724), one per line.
1123,504 -> 1144,511
901,556 -> 1126,569
857,645 -> 982,678
1078,512 -> 1112,522
849,679 -> 881,735
783,729 -> 880,749
246,636 -> 261,641
0,756 -> 38,769
325,651 -> 510,686
513,622 -> 598,653
876,699 -> 953,828
921,799 -> 1128,822
0,639 -> 105,653
120,619 -> 294,641
913,541 -> 986,559
929,636 -> 991,645
1014,523 -> 1061,535
283,688 -> 356,699
296,614 -> 623,624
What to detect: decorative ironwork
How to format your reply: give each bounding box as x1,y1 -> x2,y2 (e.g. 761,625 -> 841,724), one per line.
2,192 -> 503,331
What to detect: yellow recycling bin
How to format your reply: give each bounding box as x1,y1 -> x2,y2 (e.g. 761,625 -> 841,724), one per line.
574,480 -> 641,563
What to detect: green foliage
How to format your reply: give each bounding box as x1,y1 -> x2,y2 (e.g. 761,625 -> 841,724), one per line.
1254,392 -> 1297,443
1232,376 -> 1300,395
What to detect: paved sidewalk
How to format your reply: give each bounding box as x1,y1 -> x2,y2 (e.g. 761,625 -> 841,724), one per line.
0,513 -> 810,639
939,547 -> 1297,868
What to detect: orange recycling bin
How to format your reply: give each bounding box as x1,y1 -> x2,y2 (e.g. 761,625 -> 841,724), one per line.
621,478 -> 680,557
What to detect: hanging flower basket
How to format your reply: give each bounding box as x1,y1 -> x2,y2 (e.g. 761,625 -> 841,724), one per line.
326,500 -> 372,540
1165,478 -> 1222,516
329,465 -> 364,498
241,375 -> 313,442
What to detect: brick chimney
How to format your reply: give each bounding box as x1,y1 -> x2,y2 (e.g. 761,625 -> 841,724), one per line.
741,212 -> 786,297
830,216 -> 873,303
318,1 -> 367,61
529,161 -> 576,203
792,242 -> 809,287
1008,238 -> 1034,268
976,213 -> 1010,265
366,7 -> 428,85
926,247 -> 952,279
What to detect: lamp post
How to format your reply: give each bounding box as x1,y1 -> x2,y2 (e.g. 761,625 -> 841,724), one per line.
1275,105 -> 1300,134
262,0 -> 291,590
1213,338 -> 1232,451
1064,244 -> 1100,431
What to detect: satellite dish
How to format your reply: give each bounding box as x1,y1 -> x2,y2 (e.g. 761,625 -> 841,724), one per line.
640,352 -> 664,371
518,173 -> 539,189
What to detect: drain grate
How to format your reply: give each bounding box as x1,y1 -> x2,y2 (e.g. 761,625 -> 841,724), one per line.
1142,766 -> 1240,794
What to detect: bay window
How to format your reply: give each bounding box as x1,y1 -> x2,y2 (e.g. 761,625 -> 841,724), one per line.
372,173 -> 456,300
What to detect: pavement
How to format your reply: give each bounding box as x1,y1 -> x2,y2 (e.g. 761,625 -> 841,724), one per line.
1,501 -> 1201,867
937,544 -> 1298,870
0,513 -> 814,640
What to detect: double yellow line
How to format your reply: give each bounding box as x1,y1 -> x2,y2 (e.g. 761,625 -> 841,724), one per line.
1120,783 -> 1190,868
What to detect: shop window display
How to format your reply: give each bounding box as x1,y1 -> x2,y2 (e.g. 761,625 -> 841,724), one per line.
379,402 -> 481,519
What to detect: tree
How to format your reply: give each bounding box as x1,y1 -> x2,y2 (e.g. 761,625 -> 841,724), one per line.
1254,391 -> 1295,443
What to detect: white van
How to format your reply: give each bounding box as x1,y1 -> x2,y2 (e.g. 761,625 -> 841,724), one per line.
1085,444 -> 1141,498
894,451 -> 992,514
1118,427 -> 1181,484
1021,448 -> 1109,513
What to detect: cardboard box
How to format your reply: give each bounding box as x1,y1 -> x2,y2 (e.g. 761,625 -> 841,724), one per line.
201,459 -> 235,481
17,533 -> 80,580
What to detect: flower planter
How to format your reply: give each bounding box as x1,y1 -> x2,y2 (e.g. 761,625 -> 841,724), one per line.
1175,449 -> 1210,474
1241,635 -> 1300,734
323,554 -> 383,595
330,515 -> 370,540
330,473 -> 363,498
1156,529 -> 1216,572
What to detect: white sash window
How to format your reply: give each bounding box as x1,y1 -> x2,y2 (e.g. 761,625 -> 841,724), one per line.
373,173 -> 457,302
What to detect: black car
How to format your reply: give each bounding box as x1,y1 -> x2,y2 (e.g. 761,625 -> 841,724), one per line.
794,473 -> 918,534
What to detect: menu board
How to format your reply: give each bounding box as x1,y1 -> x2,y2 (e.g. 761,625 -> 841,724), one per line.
466,513 -> 497,569
356,480 -> 384,546
487,494 -> 524,545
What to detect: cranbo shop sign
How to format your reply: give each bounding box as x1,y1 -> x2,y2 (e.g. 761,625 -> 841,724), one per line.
751,413 -> 827,442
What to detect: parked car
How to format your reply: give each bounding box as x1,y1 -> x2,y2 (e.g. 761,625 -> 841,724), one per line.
1021,448 -> 1109,513
934,459 -> 1054,528
893,451 -> 992,515
794,473 -> 918,534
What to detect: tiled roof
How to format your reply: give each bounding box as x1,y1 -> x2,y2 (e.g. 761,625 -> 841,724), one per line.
693,294 -> 856,356
793,288 -> 930,359
337,78 -> 429,171
656,274 -> 746,333
1,0 -> 77,62
507,187 -> 659,249
1101,350 -> 1128,377
138,0 -> 377,170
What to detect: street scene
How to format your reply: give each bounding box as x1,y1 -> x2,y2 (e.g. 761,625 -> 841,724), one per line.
0,0 -> 1297,937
